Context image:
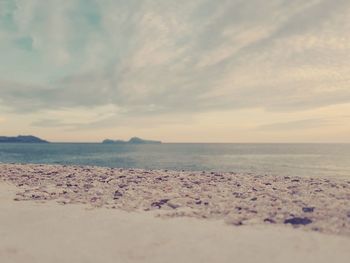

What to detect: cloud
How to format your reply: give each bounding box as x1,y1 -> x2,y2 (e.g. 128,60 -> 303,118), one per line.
30,104 -> 119,128
0,0 -> 350,129
257,118 -> 330,131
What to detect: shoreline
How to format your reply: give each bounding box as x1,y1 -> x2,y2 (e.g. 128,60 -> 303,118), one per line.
1,161 -> 349,181
0,163 -> 349,237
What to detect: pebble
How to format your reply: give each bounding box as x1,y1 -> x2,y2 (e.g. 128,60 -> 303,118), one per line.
302,207 -> 315,213
284,217 -> 313,225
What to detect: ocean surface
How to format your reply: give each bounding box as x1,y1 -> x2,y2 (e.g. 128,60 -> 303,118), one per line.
0,143 -> 349,179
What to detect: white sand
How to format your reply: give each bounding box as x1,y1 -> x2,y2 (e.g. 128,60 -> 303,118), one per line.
2,164 -> 349,236
1,182 -> 350,263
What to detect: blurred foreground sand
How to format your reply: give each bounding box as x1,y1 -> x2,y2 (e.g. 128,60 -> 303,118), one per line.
1,182 -> 350,263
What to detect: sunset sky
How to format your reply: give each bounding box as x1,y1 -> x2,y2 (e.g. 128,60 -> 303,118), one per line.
0,0 -> 350,142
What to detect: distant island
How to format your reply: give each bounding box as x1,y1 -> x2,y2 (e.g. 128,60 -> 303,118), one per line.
102,137 -> 162,144
0,135 -> 49,143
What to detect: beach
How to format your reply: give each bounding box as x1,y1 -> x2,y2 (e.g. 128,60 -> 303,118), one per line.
1,163 -> 350,262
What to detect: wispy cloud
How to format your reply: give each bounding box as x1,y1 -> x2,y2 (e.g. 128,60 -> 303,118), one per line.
0,0 -> 350,141
257,118 -> 331,131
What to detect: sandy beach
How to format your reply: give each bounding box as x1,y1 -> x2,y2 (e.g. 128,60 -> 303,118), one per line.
1,163 -> 350,262
2,0 -> 350,261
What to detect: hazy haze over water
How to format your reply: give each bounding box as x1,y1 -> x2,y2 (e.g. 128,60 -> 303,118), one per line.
1,143 -> 349,179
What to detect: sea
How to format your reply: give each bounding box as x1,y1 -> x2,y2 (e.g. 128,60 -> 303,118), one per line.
0,143 -> 349,179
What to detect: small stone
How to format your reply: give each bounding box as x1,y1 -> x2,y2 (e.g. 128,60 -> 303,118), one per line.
302,207 -> 315,213
151,199 -> 169,208
113,190 -> 123,199
284,217 -> 312,225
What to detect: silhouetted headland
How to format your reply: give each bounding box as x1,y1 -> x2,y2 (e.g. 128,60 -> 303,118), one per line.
102,137 -> 161,144
0,135 -> 49,143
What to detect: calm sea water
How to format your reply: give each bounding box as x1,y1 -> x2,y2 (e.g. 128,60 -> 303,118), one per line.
0,143 -> 349,179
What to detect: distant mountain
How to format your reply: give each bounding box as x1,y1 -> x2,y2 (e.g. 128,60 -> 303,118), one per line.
128,137 -> 162,144
102,137 -> 161,144
0,135 -> 49,143
102,139 -> 117,144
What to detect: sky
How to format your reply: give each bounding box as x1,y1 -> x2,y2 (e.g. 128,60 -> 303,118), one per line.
0,0 -> 350,143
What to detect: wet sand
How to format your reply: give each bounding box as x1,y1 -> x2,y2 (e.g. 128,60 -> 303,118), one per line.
0,163 -> 350,262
